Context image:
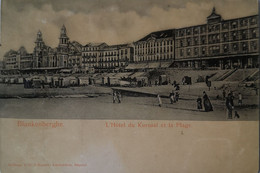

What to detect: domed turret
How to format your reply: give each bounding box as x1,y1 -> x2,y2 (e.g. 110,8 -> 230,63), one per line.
59,25 -> 69,45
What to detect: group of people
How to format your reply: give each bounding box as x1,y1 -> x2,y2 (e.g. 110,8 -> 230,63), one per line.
113,86 -> 243,120
169,91 -> 179,104
196,91 -> 213,112
157,90 -> 180,107
112,91 -> 122,103
225,91 -> 241,119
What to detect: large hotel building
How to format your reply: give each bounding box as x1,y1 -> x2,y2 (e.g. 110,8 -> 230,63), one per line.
2,8 -> 259,72
174,8 -> 259,69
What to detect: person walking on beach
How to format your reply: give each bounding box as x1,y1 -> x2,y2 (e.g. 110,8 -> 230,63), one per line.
157,94 -> 162,107
234,111 -> 240,119
117,91 -> 122,103
175,91 -> 179,102
222,89 -> 226,100
238,93 -> 242,106
113,91 -> 117,103
203,91 -> 213,112
197,96 -> 202,111
226,93 -> 234,119
229,91 -> 234,107
169,91 -> 174,104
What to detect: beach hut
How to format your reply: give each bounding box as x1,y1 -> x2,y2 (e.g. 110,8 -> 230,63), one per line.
102,77 -> 108,85
10,78 -> 16,84
107,77 -> 120,86
159,75 -> 167,85
45,76 -> 52,84
182,76 -> 192,85
52,76 -> 59,88
17,77 -> 24,84
32,78 -> 42,88
69,77 -> 78,86
78,77 -> 89,86
136,77 -> 148,87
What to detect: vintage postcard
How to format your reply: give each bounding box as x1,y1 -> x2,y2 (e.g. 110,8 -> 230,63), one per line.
0,0 -> 259,172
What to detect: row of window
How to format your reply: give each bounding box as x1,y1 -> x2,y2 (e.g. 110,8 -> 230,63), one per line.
135,46 -> 173,54
99,63 -> 119,67
178,41 -> 258,57
136,54 -> 173,62
82,47 -> 100,51
177,29 -> 258,47
82,56 -> 129,63
135,40 -> 173,48
176,17 -> 258,37
5,65 -> 19,69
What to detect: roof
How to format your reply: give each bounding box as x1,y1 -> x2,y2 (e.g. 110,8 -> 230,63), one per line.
71,41 -> 83,48
136,29 -> 174,42
207,7 -> 221,20
4,49 -> 17,57
84,42 -> 107,47
18,46 -> 28,55
125,62 -> 173,70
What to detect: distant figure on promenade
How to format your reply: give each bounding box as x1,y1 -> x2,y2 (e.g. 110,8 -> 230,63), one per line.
234,111 -> 240,119
197,96 -> 202,111
174,91 -> 179,102
169,91 -> 174,104
226,92 -> 234,119
175,84 -> 180,91
207,81 -> 211,91
222,89 -> 226,100
113,91 -> 117,103
117,91 -> 122,103
254,87 -> 258,95
238,93 -> 242,106
229,91 -> 234,106
203,91 -> 213,112
157,94 -> 162,107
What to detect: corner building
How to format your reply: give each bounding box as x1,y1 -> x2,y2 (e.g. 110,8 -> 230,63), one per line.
134,29 -> 175,63
174,8 -> 259,69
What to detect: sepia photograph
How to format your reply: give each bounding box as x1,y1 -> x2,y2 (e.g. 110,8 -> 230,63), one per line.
0,0 -> 258,120
0,0 -> 259,172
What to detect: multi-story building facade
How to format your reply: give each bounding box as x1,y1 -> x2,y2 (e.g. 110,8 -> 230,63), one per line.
82,43 -> 134,71
118,44 -> 134,67
174,8 -> 259,69
67,41 -> 83,68
4,50 -> 20,70
4,47 -> 33,70
3,8 -> 258,72
133,29 -> 175,63
18,47 -> 34,69
56,25 -> 83,68
57,25 -> 70,68
82,43 -> 107,69
33,31 -> 53,68
98,44 -> 134,70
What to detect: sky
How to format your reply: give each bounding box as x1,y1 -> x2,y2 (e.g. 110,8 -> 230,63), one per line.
0,0 -> 258,60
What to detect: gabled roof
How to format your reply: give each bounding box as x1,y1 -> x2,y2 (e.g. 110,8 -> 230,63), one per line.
207,7 -> 222,20
18,46 -> 28,55
4,49 -> 17,57
84,42 -> 107,47
136,29 -> 174,42
71,41 -> 83,48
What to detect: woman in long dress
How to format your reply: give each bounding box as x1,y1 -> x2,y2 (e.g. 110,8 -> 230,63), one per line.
157,94 -> 162,107
197,96 -> 202,111
169,91 -> 174,104
113,91 -> 117,103
203,91 -> 213,112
